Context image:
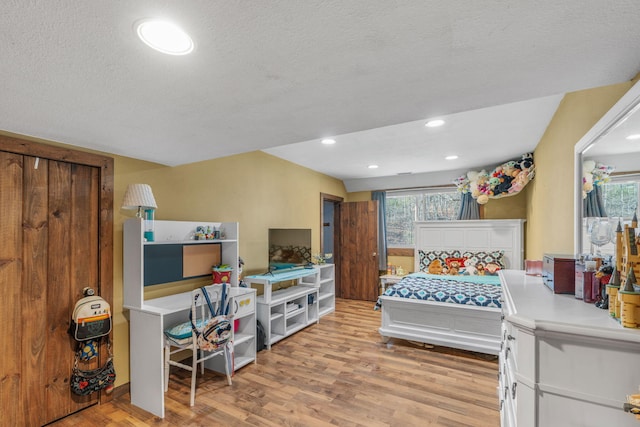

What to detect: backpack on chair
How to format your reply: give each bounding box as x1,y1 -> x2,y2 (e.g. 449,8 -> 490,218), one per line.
191,285 -> 232,352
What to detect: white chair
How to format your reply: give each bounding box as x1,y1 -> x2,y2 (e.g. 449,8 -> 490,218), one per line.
164,285 -> 234,406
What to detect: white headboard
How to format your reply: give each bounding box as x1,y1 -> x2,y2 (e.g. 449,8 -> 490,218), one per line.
413,219 -> 525,271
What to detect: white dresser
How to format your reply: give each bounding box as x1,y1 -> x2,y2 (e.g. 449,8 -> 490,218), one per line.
499,270 -> 640,427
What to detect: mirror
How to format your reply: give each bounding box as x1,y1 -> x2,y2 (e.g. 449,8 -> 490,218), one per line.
574,80 -> 640,255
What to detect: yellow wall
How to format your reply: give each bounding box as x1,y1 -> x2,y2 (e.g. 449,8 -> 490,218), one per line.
5,77 -> 639,389
347,191 -> 372,202
525,81 -> 635,259
109,151 -> 347,386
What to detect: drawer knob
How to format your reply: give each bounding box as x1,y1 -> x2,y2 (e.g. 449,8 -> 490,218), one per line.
507,334 -> 515,341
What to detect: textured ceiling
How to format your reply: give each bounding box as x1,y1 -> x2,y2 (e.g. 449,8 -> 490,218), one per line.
2,1 -> 640,187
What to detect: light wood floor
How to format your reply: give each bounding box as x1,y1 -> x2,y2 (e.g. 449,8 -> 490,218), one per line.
52,299 -> 500,427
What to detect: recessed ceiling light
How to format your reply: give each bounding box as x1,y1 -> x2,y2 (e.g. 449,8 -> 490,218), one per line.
425,119 -> 445,128
368,164 -> 379,169
626,134 -> 640,140
445,155 -> 458,160
136,19 -> 194,55
321,138 -> 336,145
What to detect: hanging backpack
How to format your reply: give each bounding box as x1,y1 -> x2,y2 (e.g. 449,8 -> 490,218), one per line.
69,293 -> 112,341
191,285 -> 232,352
256,320 -> 266,352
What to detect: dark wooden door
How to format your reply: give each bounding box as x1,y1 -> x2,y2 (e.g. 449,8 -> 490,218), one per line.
0,138 -> 113,426
337,201 -> 379,301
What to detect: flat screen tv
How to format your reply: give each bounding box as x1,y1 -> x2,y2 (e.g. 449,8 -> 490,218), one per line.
268,228 -> 312,271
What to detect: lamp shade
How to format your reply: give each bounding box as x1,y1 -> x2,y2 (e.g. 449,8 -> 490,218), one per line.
122,184 -> 157,215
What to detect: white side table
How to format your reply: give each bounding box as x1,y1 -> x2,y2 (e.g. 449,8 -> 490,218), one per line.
379,274 -> 405,294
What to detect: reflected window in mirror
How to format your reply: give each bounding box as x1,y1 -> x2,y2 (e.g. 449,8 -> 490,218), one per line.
601,175 -> 640,219
582,173 -> 640,256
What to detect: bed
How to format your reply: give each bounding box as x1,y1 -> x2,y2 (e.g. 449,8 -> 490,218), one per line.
378,219 -> 525,355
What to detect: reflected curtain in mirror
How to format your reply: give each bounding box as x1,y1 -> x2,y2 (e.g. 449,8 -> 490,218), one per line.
584,185 -> 607,217
372,191 -> 387,271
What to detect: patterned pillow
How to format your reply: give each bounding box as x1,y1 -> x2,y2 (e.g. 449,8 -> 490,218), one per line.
418,250 -> 462,272
461,250 -> 506,269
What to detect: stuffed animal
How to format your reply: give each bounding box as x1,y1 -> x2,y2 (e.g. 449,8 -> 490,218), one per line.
508,168 -> 529,194
428,259 -> 443,275
494,175 -> 514,196
485,262 -> 501,275
518,153 -> 534,170
447,259 -> 462,275
463,258 -> 477,275
476,262 -> 486,275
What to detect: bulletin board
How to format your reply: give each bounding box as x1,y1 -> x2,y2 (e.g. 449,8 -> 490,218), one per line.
143,243 -> 221,286
183,244 -> 221,278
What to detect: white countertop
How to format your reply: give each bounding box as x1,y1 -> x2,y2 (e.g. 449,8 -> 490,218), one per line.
127,286 -> 255,315
500,270 -> 640,345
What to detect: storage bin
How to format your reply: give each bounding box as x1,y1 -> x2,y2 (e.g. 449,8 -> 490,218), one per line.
212,269 -> 232,284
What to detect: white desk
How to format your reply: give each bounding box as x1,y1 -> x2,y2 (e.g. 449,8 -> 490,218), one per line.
126,286 -> 255,418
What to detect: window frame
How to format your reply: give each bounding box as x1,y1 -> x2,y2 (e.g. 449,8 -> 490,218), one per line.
600,173 -> 640,221
385,186 -> 462,249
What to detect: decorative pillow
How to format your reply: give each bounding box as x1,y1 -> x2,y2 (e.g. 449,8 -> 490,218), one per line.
461,250 -> 506,276
461,250 -> 505,267
165,319 -> 204,341
418,250 -> 462,273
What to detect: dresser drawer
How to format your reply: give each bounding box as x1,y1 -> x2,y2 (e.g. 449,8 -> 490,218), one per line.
233,293 -> 255,318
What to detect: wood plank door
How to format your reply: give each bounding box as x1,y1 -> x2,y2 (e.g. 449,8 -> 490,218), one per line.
0,141 -> 112,426
337,201 -> 379,301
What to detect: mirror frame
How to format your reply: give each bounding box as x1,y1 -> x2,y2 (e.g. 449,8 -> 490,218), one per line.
574,80 -> 640,255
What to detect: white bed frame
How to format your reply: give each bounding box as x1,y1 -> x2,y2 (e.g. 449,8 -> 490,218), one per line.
379,219 -> 525,355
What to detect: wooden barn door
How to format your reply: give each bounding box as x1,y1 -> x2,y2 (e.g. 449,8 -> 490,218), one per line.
337,201 -> 379,301
0,137 -> 113,426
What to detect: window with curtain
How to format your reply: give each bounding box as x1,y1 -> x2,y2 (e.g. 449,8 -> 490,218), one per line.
385,187 -> 461,247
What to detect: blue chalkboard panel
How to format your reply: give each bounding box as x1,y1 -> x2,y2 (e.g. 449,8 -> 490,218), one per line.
144,245 -> 183,286
143,243 -> 221,286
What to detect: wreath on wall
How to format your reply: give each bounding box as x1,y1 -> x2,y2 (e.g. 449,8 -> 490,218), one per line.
453,153 -> 536,205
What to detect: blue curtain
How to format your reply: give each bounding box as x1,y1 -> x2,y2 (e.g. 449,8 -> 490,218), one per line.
583,185 -> 607,217
457,192 -> 480,220
372,191 -> 387,271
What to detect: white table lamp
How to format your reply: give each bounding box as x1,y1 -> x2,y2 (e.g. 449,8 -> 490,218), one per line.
122,184 -> 157,218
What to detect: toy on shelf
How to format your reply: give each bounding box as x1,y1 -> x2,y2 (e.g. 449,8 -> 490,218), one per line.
212,264 -> 232,284
606,214 -> 640,328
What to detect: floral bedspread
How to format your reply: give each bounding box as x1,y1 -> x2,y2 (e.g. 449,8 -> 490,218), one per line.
375,273 -> 502,310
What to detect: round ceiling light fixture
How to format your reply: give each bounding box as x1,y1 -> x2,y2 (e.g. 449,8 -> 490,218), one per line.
445,155 -> 458,160
368,164 -> 379,169
321,138 -> 336,145
425,119 -> 445,128
626,133 -> 640,140
136,19 -> 194,55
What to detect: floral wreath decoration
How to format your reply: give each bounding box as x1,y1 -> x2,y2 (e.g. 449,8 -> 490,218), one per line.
582,160 -> 614,199
454,153 -> 536,205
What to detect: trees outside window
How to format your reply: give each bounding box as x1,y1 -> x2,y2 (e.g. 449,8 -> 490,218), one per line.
386,189 -> 461,246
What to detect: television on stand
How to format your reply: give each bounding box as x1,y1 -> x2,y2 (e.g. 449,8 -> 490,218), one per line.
268,228 -> 312,272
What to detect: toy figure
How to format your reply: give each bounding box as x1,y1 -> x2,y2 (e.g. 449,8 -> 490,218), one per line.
485,262 -> 501,275
428,259 -> 443,275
